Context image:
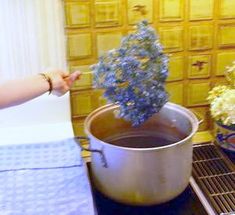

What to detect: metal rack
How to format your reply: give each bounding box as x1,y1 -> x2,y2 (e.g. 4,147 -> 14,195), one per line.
192,143 -> 235,215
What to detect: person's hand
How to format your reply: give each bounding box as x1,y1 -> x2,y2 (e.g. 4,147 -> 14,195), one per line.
44,69 -> 81,96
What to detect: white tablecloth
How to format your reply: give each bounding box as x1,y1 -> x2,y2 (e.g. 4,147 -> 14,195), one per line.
0,94 -> 96,214
0,137 -> 96,215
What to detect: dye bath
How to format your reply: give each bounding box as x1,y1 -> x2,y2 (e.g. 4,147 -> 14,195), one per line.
105,132 -> 185,148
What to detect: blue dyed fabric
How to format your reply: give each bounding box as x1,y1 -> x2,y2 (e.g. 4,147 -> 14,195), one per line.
0,138 -> 95,215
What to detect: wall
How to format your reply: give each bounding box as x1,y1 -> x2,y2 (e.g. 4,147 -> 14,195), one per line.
0,1 -> 70,128
63,0 -> 235,137
0,0 -> 66,82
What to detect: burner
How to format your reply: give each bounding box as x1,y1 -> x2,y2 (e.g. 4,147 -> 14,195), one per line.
87,163 -> 207,215
93,185 -> 207,215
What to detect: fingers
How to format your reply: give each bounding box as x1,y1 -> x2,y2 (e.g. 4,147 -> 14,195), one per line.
52,85 -> 70,97
61,70 -> 70,78
43,69 -> 82,97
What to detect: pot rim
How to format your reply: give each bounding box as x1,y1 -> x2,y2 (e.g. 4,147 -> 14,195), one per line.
84,102 -> 199,151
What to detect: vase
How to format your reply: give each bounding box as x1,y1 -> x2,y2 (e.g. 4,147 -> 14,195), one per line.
215,121 -> 235,153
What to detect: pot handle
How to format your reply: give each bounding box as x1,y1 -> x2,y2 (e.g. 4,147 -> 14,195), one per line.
75,136 -> 108,168
191,110 -> 204,125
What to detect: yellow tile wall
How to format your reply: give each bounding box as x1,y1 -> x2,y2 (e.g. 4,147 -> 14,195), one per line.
64,0 -> 235,137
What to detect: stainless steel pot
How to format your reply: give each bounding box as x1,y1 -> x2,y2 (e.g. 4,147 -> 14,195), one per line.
80,102 -> 199,205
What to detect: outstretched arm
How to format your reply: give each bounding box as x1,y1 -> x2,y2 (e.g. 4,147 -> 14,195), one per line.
0,70 -> 81,109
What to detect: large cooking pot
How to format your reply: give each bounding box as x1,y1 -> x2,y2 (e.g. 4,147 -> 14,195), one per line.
80,102 -> 199,205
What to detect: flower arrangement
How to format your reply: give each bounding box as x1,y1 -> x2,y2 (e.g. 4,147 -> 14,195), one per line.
91,21 -> 169,126
207,61 -> 235,127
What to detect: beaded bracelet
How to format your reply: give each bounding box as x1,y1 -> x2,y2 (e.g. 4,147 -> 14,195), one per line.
39,73 -> 53,94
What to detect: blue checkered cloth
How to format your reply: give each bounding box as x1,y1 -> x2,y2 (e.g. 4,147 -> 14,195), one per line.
0,138 -> 95,215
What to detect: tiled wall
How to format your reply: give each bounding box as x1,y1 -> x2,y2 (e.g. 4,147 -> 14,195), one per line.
63,0 -> 235,137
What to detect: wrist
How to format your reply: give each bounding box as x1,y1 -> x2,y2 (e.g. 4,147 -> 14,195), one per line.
39,73 -> 53,94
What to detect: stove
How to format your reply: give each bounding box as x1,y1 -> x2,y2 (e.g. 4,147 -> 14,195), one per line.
92,184 -> 208,215
87,142 -> 235,215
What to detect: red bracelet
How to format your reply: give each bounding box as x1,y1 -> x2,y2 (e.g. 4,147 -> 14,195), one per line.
39,73 -> 53,94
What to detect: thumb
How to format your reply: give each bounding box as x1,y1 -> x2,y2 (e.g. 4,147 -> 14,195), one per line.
65,71 -> 81,87
70,71 -> 81,81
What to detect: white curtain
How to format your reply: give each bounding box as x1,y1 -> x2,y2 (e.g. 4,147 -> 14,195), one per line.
0,0 -> 67,83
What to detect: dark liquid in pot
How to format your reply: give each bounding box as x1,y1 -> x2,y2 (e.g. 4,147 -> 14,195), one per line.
106,133 -> 184,148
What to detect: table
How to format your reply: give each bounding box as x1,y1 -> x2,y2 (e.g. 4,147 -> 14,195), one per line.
0,124 -> 96,215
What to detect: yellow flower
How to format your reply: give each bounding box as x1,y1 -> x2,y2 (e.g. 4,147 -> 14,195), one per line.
210,89 -> 235,125
208,61 -> 235,126
207,85 -> 230,103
